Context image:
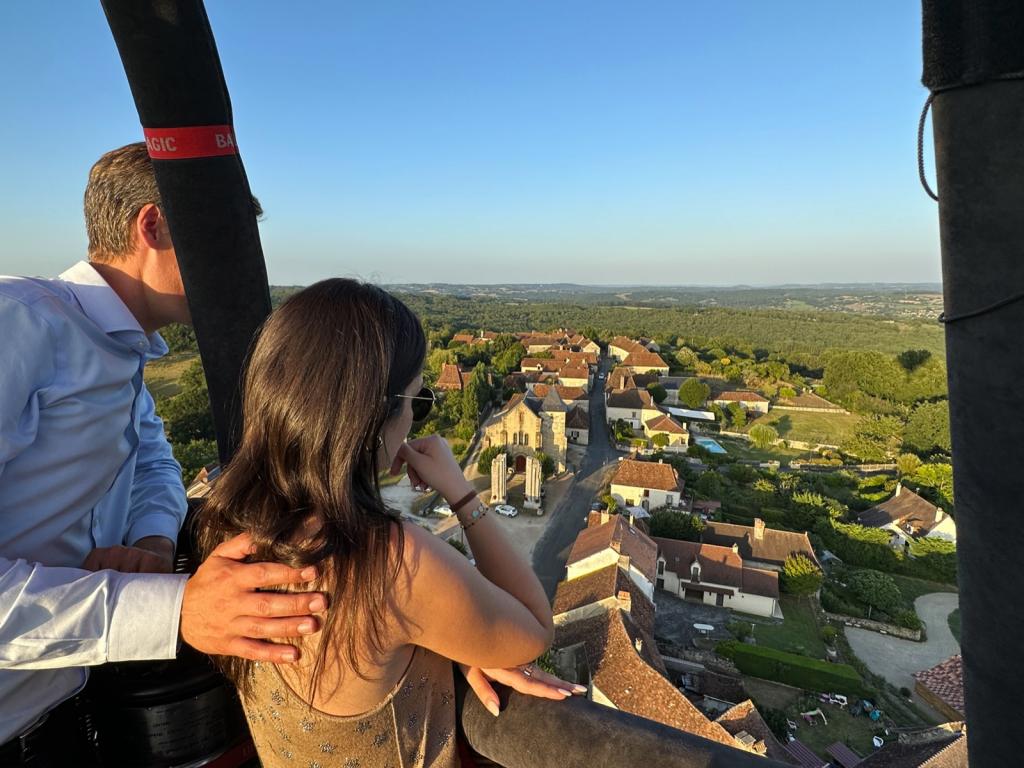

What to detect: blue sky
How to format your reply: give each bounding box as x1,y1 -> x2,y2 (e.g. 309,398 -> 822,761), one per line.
0,2 -> 939,286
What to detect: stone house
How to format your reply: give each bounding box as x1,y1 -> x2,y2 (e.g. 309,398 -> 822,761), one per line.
609,458 -> 685,511
857,484 -> 957,549
701,518 -> 820,572
481,389 -> 568,472
642,413 -> 689,451
711,391 -> 770,414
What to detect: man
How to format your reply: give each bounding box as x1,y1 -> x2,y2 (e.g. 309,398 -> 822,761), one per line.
0,143 -> 324,760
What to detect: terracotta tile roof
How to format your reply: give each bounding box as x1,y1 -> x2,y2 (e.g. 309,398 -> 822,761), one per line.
550,348 -> 599,366
552,563 -> 656,636
702,520 -> 819,569
557,366 -> 590,380
566,514 -> 659,584
742,567 -> 780,600
611,459 -> 681,493
609,336 -> 643,353
623,349 -> 669,369
520,357 -> 564,372
786,739 -> 829,767
775,392 -> 843,410
713,390 -> 769,403
554,607 -> 743,749
451,333 -> 475,345
914,655 -> 965,717
654,537 -> 743,590
531,384 -> 586,402
645,413 -> 687,435
715,700 -> 800,764
606,389 -> 655,409
566,405 -> 589,430
435,363 -> 466,391
858,485 -> 946,534
857,726 -> 967,768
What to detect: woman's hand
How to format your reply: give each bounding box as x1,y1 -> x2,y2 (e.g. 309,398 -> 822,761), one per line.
391,436 -> 474,503
459,663 -> 587,716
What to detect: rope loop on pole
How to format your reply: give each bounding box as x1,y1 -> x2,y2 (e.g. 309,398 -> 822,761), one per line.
918,93 -> 939,202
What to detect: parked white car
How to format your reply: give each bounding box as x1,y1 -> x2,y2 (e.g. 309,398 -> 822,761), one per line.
433,502 -> 453,517
494,504 -> 518,518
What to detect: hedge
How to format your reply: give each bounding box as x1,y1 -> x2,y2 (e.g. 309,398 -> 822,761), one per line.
717,641 -> 867,698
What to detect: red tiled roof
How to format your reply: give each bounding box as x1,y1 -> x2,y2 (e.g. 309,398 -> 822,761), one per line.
566,514 -> 659,584
558,366 -> 590,380
520,357 -> 564,372
435,363 -> 466,391
914,655 -> 965,717
531,384 -> 586,401
714,391 -> 769,403
742,567 -> 780,600
606,389 -> 655,409
716,700 -> 800,764
702,520 -> 819,569
645,413 -> 687,435
611,459 -> 681,493
451,333 -> 475,344
654,537 -> 743,590
554,607 -> 742,749
566,406 -> 589,430
856,725 -> 966,768
552,563 -> 655,636
623,349 -> 668,369
858,485 -> 946,534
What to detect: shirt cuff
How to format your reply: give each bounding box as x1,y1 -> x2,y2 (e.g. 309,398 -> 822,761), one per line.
125,514 -> 183,549
108,572 -> 189,662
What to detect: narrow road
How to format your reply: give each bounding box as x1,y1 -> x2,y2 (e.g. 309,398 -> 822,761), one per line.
532,357 -> 622,598
845,592 -> 960,719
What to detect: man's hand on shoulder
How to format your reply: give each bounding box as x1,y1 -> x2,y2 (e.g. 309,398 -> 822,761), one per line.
180,532 -> 327,664
83,536 -> 175,574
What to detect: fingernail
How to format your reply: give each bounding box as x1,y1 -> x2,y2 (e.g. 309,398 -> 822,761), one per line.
283,649 -> 298,662
557,688 -> 574,697
572,684 -> 587,693
301,567 -> 317,581
298,621 -> 315,635
309,597 -> 327,612
486,700 -> 500,717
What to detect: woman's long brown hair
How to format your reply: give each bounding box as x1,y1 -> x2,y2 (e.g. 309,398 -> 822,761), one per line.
195,278 -> 426,702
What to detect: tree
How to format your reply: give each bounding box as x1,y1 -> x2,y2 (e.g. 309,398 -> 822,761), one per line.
534,451 -> 556,479
897,349 -> 932,372
678,378 -> 711,409
477,445 -> 507,475
448,538 -> 469,556
727,402 -> 746,428
780,554 -> 823,595
847,570 -> 903,617
492,344 -> 525,376
841,415 -> 904,462
648,510 -> 705,542
777,386 -> 797,399
161,323 -> 197,354
910,462 -> 955,511
896,453 -> 923,477
903,400 -> 952,455
651,432 -> 670,448
156,360 -> 215,445
749,424 -> 778,449
173,438 -> 218,484
674,347 -> 700,371
695,471 -> 723,498
646,382 -> 668,404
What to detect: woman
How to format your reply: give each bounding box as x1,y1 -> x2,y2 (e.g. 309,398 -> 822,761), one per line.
197,278 -> 580,767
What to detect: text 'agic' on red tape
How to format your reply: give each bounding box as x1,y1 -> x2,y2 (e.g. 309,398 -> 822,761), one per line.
143,125 -> 238,159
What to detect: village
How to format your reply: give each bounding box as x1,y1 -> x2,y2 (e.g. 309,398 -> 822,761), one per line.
371,327 -> 964,768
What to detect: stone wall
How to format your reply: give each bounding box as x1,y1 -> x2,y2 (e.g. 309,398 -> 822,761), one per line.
825,612 -> 922,641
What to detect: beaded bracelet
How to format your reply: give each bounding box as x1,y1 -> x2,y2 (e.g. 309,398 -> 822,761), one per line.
459,502 -> 488,531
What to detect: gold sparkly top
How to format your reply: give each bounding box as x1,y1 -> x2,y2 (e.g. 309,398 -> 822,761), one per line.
242,646 -> 461,768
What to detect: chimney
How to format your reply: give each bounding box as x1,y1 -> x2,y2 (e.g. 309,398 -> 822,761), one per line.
753,518 -> 765,541
936,507 -> 945,522
732,543 -> 739,555
618,554 -> 631,571
634,637 -> 643,653
617,589 -> 632,614
895,482 -> 902,496
628,513 -> 635,527
658,458 -> 664,464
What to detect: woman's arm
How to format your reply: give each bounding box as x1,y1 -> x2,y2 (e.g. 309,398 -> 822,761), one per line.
396,438 -> 553,638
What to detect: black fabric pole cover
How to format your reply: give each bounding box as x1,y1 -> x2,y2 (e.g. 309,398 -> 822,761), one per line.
923,2 -> 1024,765
101,0 -> 271,463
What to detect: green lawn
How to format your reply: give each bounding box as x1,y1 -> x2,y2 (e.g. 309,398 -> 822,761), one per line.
948,609 -> 961,643
750,595 -> 827,658
144,352 -> 199,400
716,437 -> 803,464
785,696 -> 884,762
742,409 -> 861,447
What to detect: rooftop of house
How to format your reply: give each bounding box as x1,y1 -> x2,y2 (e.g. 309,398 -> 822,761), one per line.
552,562 -> 655,635
531,384 -> 587,402
713,390 -> 770,402
701,519 -> 820,569
914,655 -> 965,717
858,484 -> 948,535
715,700 -> 799,765
521,357 -> 564,372
434,362 -> 467,390
622,349 -> 669,369
553,606 -> 744,751
644,413 -> 688,435
654,537 -> 780,599
606,388 -> 656,410
558,366 -> 590,380
605,367 -> 660,392
611,458 -> 682,493
566,513 -> 659,584
856,723 -> 967,768
566,405 -> 590,430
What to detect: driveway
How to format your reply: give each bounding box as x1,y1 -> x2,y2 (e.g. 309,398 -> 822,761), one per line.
845,592 -> 960,717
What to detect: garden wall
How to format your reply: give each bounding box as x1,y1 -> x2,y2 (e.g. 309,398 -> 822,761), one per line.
824,612 -> 922,641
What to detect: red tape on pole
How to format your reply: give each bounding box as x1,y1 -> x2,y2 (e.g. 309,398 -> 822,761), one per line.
143,125 -> 238,159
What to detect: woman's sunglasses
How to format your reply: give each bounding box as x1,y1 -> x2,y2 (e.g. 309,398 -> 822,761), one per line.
395,386 -> 436,422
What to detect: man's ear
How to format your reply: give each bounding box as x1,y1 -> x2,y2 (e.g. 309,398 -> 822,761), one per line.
136,204 -> 169,250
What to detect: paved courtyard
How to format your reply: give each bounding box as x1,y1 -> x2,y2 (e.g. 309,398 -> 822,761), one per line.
653,590 -> 735,652
845,592 -> 960,719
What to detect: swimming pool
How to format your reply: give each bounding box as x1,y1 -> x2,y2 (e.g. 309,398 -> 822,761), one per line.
694,437 -> 728,455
